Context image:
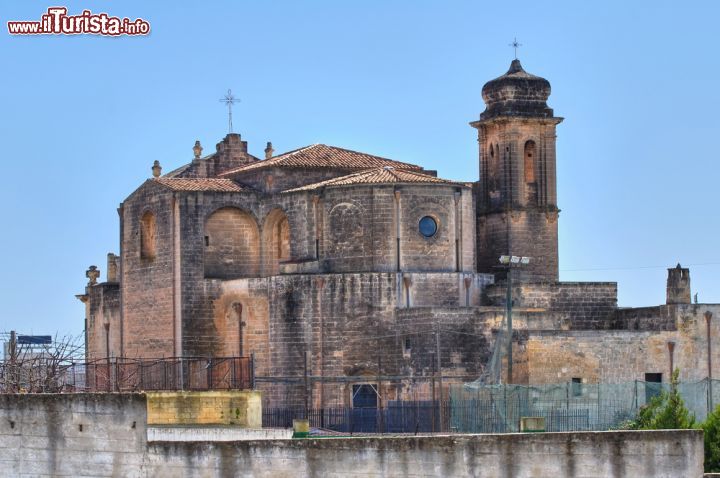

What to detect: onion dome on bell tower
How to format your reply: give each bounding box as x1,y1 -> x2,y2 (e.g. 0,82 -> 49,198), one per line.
480,59 -> 554,120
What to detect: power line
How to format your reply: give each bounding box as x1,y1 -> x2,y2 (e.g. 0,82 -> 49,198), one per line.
561,261 -> 720,272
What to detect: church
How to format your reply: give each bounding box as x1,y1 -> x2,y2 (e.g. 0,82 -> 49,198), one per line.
78,59 -> 719,408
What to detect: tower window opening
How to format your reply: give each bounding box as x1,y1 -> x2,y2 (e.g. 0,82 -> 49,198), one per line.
524,140 -> 538,205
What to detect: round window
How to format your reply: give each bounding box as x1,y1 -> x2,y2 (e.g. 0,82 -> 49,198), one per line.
418,216 -> 437,237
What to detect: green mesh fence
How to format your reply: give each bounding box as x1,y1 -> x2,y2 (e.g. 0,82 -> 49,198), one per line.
449,379 -> 720,433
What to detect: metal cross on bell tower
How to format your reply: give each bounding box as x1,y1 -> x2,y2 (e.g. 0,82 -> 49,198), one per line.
219,89 -> 240,133
508,37 -> 522,59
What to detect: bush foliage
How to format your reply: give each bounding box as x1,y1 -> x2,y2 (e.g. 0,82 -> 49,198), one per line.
626,369 -> 695,430
703,405 -> 720,472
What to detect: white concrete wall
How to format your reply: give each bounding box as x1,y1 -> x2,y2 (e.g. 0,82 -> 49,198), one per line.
0,394 -> 704,478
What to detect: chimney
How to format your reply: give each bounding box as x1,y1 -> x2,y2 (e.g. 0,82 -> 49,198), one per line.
666,263 -> 691,305
265,141 -> 274,159
212,133 -> 254,175
107,253 -> 120,283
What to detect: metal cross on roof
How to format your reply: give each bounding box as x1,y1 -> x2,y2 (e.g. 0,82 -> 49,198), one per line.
219,89 -> 240,133
508,37 -> 522,59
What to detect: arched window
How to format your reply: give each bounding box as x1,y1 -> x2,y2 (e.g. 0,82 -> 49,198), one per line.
204,207 -> 260,279
488,144 -> 501,207
262,209 -> 291,276
140,211 -> 157,260
524,140 -> 538,205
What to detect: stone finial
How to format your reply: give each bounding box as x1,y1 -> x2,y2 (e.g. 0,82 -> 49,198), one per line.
193,140 -> 203,159
86,265 -> 100,286
152,160 -> 162,178
265,141 -> 274,159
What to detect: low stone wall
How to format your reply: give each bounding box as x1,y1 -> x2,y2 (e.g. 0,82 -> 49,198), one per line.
144,431 -> 702,478
146,390 -> 261,426
0,393 -> 704,477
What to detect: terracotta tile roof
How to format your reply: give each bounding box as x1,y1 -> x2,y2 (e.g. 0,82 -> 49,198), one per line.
153,178 -> 247,192
219,144 -> 423,176
283,167 -> 463,192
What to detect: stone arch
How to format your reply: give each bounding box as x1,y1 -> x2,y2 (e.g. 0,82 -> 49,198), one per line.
262,208 -> 291,276
140,210 -> 157,260
203,207 -> 260,279
524,139 -> 538,205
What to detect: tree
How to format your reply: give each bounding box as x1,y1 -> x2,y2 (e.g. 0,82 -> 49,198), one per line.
0,331 -> 84,393
626,368 -> 695,430
703,405 -> 720,472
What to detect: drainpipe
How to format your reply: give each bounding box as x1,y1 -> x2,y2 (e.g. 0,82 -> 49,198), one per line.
667,341 -> 676,380
312,195 -> 321,259
706,311 -> 713,413
394,190 -> 401,272
316,277 -> 326,420
454,191 -> 461,272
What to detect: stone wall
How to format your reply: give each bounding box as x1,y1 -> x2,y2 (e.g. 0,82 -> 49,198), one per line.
0,393 -> 704,478
145,391 -> 261,426
83,282 -> 120,360
484,281 -> 618,329
172,271 -> 495,406
524,304 -> 720,383
120,182 -> 177,358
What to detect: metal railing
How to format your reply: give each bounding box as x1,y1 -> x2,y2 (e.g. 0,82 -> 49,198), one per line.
0,356 -> 254,393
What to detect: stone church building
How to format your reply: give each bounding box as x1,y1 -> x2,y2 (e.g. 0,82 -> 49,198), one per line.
78,59 -> 719,406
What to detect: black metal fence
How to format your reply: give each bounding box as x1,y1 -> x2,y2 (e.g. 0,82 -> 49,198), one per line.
86,356 -> 254,392
263,401 -> 451,434
0,356 -> 253,393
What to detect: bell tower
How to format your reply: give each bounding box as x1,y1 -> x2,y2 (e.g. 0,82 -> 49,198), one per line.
471,59 -> 563,281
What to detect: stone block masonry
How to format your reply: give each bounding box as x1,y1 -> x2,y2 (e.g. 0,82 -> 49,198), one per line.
145,391 -> 261,426
0,393 -> 704,478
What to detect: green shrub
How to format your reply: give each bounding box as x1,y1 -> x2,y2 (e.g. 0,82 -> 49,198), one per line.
627,369 -> 695,430
703,404 -> 720,472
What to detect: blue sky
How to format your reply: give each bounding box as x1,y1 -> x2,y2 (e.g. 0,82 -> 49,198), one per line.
1,1 -> 719,336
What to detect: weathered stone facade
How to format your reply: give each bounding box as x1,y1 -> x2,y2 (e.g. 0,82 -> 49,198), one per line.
79,59 -> 720,404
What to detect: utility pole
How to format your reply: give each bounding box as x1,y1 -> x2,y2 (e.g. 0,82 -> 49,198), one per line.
9,330 -> 16,363
498,255 -> 530,384
506,267 -> 513,384
435,327 -> 443,431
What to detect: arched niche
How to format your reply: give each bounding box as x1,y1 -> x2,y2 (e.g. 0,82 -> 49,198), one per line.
140,211 -> 157,260
204,207 -> 260,279
262,208 -> 291,276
